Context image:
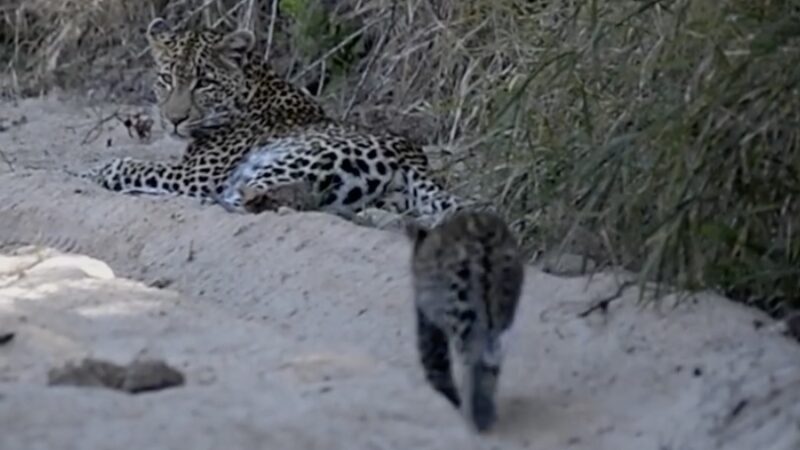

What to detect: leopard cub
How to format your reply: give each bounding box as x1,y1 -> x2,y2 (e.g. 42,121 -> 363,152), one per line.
405,210 -> 524,432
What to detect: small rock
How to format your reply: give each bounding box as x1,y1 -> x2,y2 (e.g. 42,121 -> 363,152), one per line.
48,357 -> 185,394
148,278 -> 174,289
0,332 -> 15,346
122,359 -> 185,393
48,358 -> 126,389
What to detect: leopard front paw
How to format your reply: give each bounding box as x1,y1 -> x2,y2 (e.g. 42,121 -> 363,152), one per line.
207,188 -> 246,213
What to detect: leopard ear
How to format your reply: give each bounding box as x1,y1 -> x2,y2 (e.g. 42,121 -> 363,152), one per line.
146,18 -> 171,44
214,29 -> 255,68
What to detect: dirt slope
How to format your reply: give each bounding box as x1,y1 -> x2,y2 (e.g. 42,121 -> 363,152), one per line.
0,97 -> 799,450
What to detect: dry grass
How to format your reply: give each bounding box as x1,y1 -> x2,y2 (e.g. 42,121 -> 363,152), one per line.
2,0 -> 799,315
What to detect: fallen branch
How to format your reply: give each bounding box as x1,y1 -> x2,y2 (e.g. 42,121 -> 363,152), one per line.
577,279 -> 636,318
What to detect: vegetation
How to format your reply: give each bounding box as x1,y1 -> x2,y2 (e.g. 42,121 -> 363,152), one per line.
2,0 -> 799,315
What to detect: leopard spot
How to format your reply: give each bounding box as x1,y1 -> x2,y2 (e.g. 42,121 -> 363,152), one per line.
340,159 -> 360,177
343,187 -> 363,205
321,192 -> 338,206
319,174 -> 343,192
366,178 -> 382,195
457,310 -> 478,323
458,322 -> 474,343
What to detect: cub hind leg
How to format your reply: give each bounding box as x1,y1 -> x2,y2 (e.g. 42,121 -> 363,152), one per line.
415,307 -> 461,408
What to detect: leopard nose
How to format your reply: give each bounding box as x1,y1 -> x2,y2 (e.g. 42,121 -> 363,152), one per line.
167,114 -> 189,127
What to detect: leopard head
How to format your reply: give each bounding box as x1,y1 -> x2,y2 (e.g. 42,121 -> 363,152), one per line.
146,18 -> 255,140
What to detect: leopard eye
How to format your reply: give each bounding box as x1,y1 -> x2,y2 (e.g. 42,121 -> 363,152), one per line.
157,73 -> 173,87
194,77 -> 219,90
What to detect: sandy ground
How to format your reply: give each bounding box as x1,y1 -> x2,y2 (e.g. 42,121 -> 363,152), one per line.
1,96 -> 799,450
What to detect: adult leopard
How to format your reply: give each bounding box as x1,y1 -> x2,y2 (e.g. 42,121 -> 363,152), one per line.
81,18 -> 464,223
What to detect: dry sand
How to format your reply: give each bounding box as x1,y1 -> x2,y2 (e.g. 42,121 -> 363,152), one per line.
1,96 -> 799,450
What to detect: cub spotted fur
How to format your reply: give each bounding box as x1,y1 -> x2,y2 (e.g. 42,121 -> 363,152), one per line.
405,211 -> 524,432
